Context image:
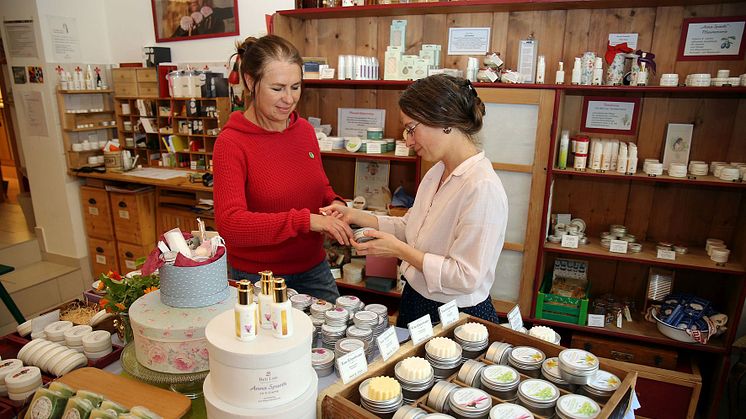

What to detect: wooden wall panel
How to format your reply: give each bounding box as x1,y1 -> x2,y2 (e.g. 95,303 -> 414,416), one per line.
445,12 -> 493,71
490,12 -> 510,58
562,9 -> 592,67
728,100 -> 746,162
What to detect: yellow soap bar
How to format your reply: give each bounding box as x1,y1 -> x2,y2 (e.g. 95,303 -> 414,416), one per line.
368,376 -> 401,401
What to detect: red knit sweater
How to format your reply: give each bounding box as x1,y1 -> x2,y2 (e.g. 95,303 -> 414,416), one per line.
213,111 -> 342,275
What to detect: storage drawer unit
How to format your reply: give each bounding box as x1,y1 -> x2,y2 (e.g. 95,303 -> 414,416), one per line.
571,333 -> 678,369
135,68 -> 157,82
80,186 -> 114,240
111,68 -> 136,83
88,237 -> 119,278
117,241 -> 153,275
109,190 -> 156,245
114,83 -> 138,97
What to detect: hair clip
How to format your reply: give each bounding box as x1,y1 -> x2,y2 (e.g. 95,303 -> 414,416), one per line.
464,79 -> 478,97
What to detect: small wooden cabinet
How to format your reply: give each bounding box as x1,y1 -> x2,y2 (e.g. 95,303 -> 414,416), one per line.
55,89 -> 117,170
117,241 -> 153,276
87,237 -> 119,278
109,190 -> 156,245
80,186 -> 114,240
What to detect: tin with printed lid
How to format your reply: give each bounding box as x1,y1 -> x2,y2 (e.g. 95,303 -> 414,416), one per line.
480,364 -> 520,401
517,378 -> 560,417
508,346 -> 545,378
555,394 -> 601,418
448,387 -> 492,419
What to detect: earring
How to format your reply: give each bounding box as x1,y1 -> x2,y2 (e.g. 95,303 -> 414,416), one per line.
443,127 -> 452,134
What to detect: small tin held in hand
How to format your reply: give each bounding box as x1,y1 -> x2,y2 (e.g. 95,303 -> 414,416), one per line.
354,227 -> 377,243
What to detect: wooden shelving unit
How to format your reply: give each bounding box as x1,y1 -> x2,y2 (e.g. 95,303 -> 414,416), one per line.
56,89 -> 117,170
553,167 -> 746,189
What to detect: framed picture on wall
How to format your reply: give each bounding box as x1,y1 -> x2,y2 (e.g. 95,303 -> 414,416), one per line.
151,0 -> 239,43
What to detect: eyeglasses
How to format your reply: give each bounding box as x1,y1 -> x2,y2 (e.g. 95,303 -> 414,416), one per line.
404,121 -> 421,138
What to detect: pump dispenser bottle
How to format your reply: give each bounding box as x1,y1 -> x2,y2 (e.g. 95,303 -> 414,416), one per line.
271,278 -> 293,338
258,270 -> 274,330
555,62 -> 565,84
536,56 -> 546,84
571,58 -> 581,85
235,280 -> 258,341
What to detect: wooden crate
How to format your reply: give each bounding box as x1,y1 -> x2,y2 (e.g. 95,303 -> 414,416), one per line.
319,314 -> 637,418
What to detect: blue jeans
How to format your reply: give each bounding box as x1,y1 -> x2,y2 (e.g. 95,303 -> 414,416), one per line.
230,260 -> 340,303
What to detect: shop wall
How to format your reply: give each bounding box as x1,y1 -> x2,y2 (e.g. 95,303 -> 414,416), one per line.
103,0 -> 295,64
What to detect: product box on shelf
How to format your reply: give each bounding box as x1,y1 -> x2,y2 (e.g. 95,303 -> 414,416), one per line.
318,314 -> 637,418
535,259 -> 590,325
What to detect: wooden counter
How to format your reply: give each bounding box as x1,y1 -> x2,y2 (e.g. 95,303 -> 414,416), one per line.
74,169 -> 211,193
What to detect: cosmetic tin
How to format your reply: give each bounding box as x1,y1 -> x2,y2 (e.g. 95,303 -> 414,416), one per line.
508,346 -> 545,378
489,403 -> 534,419
448,387 -> 492,419
354,310 -> 379,329
337,295 -> 364,314
359,377 -> 404,417
38,345 -> 69,373
64,325 -> 93,347
427,380 -> 460,413
659,73 -> 679,87
541,357 -> 573,391
82,330 -> 112,353
367,127 -> 384,140
484,341 -> 513,365
395,357 -> 435,403
454,323 -> 489,359
325,306 -> 350,327
311,300 -> 334,318
557,349 -> 599,385
425,337 -> 464,380
517,379 -> 560,417
5,366 -> 43,394
580,370 -> 621,403
480,364 -> 520,400
668,163 -> 688,178
457,359 -> 488,388
290,293 -> 313,312
555,394 -> 601,418
711,248 -> 730,265
393,405 -> 429,419
628,243 -> 642,253
312,347 -> 335,377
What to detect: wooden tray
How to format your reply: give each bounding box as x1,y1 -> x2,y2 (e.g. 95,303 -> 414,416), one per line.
319,314 -> 638,419
58,368 -> 191,419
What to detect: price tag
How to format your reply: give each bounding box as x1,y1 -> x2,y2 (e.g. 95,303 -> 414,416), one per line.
408,314 -> 434,346
394,144 -> 411,157
561,235 -> 579,249
318,139 -> 333,152
507,305 -> 523,331
438,300 -> 459,328
375,326 -> 400,362
486,70 -> 498,82
587,314 -> 605,328
88,206 -> 99,216
557,214 -> 572,225
125,260 -> 137,270
337,347 -> 368,384
95,255 -> 106,264
609,240 -> 628,254
366,143 -> 382,154
657,249 -> 676,260
118,210 -> 130,219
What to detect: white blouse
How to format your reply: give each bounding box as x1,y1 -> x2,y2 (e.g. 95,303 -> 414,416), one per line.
377,151 -> 508,307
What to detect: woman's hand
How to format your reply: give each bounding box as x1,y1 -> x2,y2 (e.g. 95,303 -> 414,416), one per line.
352,229 -> 403,258
310,214 -> 353,245
320,203 -> 379,229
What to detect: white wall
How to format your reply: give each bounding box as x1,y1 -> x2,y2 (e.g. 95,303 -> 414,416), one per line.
103,0 -> 294,64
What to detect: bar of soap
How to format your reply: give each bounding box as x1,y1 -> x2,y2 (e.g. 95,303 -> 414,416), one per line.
24,388 -> 68,419
457,322 -> 489,341
62,397 -> 95,419
426,337 -> 459,358
76,390 -> 105,408
89,408 -> 119,419
130,406 -> 164,419
49,381 -> 76,398
100,400 -> 129,414
529,325 -> 556,342
399,357 -> 432,381
368,376 -> 400,401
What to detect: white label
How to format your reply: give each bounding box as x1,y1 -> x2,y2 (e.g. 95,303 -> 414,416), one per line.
616,313 -> 623,328
486,70 -> 498,82
657,249 -> 676,260
118,209 -> 130,219
376,326 -> 400,362
507,305 -> 523,331
587,314 -> 605,327
366,143 -> 382,154
88,206 -> 99,216
95,254 -> 106,264
561,235 -> 579,249
125,260 -> 136,269
609,240 -> 628,254
337,347 -> 368,384
557,214 -> 572,225
408,314 -> 434,346
318,139 -> 333,152
438,300 -> 459,328
608,33 -> 639,49
394,144 -> 411,157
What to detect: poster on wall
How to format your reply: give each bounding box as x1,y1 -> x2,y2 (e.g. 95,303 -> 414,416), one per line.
151,0 -> 239,43
20,91 -> 48,137
354,159 -> 390,211
581,97 -> 640,135
46,15 -> 81,62
3,19 -> 38,58
662,123 -> 694,170
678,16 -> 746,60
12,66 -> 26,84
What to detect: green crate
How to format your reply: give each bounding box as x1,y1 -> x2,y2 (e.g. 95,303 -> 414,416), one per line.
535,272 -> 589,325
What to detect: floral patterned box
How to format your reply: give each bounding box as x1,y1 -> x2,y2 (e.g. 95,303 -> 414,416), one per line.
129,288 -> 236,374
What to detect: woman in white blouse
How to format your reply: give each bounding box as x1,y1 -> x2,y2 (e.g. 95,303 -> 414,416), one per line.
321,74 -> 508,326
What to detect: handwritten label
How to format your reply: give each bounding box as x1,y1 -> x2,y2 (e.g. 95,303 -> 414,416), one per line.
376,326 -> 400,362
118,210 -> 130,219
507,305 -> 523,331
438,300 -> 459,328
318,139 -> 333,152
657,249 -> 676,260
337,347 -> 368,384
587,314 -> 606,328
88,206 -> 99,216
125,260 -> 136,270
366,143 -> 382,154
609,240 -> 628,254
561,235 -> 579,249
95,255 -> 106,264
394,144 -> 411,157
408,314 -> 434,346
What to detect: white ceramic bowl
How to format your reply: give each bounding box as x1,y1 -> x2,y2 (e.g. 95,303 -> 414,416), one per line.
652,310 -> 695,343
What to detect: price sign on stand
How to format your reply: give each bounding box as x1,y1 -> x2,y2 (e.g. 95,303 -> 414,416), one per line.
657,249 -> 676,260
376,326 -> 400,362
587,314 -> 605,328
609,240 -> 628,254
507,305 -> 523,331
438,300 -> 459,328
337,347 -> 368,384
561,235 -> 579,249
408,315 -> 434,346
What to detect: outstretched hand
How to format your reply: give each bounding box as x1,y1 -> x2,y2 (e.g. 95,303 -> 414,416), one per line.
310,213 -> 353,245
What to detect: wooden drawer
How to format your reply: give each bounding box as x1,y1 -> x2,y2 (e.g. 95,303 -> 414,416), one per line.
109,190 -> 156,245
157,206 -> 200,234
114,82 -> 138,97
117,242 -> 153,274
80,186 -> 114,240
571,333 -> 678,369
88,237 -> 119,278
138,82 -> 159,97
135,68 -> 157,82
112,68 -> 136,83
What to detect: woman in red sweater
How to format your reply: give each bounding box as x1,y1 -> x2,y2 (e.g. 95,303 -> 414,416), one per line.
213,35 -> 352,302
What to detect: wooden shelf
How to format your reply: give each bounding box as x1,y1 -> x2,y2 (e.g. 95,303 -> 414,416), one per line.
321,150 -> 416,162
335,278 -> 402,298
65,126 -> 117,133
543,241 -> 744,275
58,89 -> 113,94
278,0 -> 727,19
552,167 -> 746,189
531,315 -> 727,354
64,110 -> 115,115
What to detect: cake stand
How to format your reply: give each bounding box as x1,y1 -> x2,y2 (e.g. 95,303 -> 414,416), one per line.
121,343 -> 208,399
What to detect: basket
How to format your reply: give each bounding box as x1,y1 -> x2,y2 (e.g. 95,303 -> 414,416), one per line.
535,272 -> 589,326
159,248 -> 229,308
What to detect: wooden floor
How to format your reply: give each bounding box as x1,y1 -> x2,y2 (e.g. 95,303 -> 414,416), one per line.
0,202 -> 34,250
